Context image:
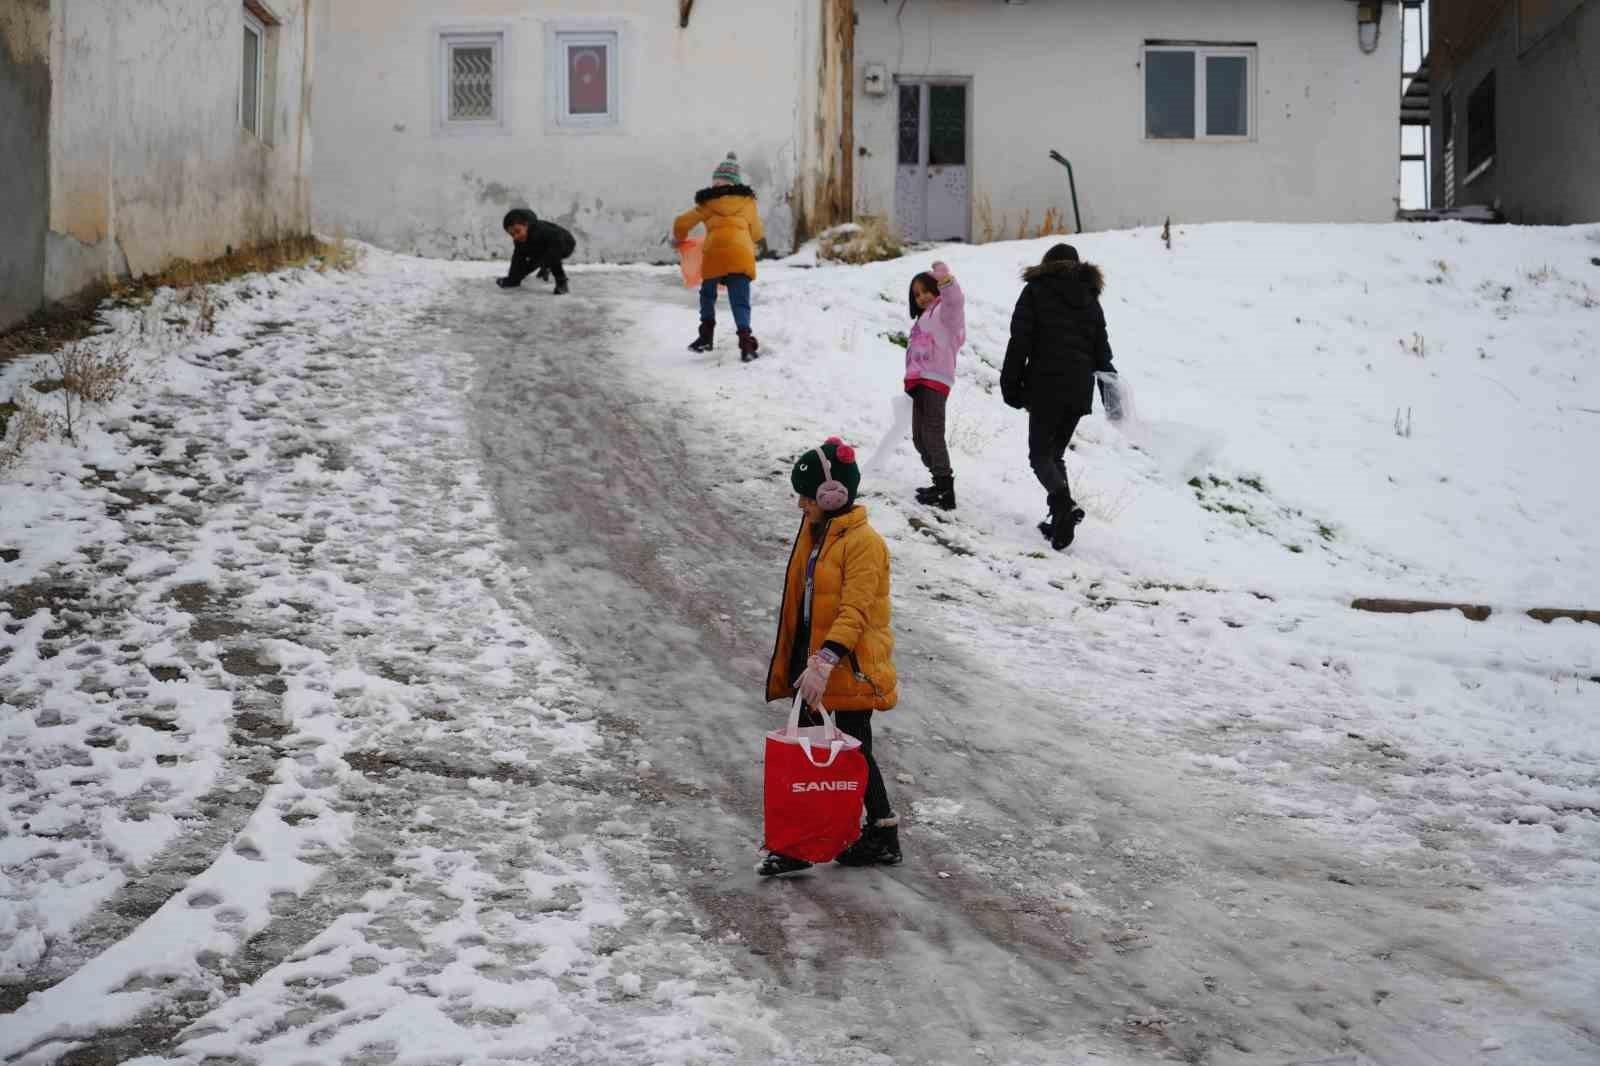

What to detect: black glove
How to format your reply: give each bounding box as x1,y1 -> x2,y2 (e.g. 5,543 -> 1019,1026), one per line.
1001,387 -> 1025,411
496,277 -> 517,288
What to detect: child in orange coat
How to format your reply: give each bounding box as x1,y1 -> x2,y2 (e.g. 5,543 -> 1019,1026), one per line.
673,152 -> 765,361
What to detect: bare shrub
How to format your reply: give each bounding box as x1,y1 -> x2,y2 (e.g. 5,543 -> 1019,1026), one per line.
181,283 -> 218,335
0,396 -> 52,473
34,338 -> 134,442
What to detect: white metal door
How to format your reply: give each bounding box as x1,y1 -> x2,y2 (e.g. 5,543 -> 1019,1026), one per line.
895,82 -> 970,242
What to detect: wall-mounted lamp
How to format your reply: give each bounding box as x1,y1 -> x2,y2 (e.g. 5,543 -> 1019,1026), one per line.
1357,0 -> 1383,54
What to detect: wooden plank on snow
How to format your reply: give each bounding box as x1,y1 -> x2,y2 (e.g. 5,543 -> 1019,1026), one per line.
1350,598 -> 1493,621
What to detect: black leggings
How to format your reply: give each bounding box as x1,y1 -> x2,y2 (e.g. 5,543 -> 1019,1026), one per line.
1028,408 -> 1083,505
797,705 -> 893,823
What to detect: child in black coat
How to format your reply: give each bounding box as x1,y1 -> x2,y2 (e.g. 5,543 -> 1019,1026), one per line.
497,209 -> 576,294
1000,243 -> 1119,551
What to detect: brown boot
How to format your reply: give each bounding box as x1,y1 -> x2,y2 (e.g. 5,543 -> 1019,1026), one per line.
688,320 -> 714,352
737,329 -> 760,362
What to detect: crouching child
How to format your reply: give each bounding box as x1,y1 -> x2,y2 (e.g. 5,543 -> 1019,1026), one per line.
498,208 -> 576,294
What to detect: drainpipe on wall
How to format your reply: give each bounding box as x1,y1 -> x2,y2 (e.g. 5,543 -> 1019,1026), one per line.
297,0 -> 312,233
1047,150 -> 1084,235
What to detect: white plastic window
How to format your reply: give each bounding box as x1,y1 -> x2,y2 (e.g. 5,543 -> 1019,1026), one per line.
1144,45 -> 1255,141
551,30 -> 620,128
241,11 -> 264,136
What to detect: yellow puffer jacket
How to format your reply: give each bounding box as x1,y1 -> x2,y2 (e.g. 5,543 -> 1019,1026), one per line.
765,506 -> 898,712
673,185 -> 764,282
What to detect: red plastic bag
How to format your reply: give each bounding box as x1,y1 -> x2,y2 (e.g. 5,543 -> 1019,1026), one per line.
763,697 -> 868,863
676,237 -> 704,289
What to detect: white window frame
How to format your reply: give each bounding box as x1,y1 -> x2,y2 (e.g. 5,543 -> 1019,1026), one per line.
241,10 -> 265,138
437,29 -> 506,133
546,22 -> 622,131
1143,44 -> 1257,143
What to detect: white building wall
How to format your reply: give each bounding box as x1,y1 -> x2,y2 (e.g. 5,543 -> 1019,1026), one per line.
854,0 -> 1402,236
45,0 -> 313,302
312,0 -> 819,262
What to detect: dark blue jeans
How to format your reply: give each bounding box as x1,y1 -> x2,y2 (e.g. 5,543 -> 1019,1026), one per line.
699,274 -> 752,332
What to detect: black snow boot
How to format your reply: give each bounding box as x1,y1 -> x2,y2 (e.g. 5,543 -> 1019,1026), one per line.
738,329 -> 761,362
924,475 -> 956,511
1045,494 -> 1084,551
836,817 -> 902,867
758,852 -> 812,878
688,321 -> 715,353
914,482 -> 940,504
553,279 -> 569,295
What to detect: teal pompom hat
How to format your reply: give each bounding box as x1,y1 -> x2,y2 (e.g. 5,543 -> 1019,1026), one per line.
712,151 -> 742,185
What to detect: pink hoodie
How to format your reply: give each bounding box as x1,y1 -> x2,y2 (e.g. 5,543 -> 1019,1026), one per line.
904,263 -> 966,396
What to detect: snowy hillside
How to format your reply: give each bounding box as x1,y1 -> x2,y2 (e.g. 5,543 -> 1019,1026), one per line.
638,222 -> 1600,607
2,223 -> 1597,1064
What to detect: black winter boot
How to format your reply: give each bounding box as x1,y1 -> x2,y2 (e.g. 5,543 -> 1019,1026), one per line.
926,475 -> 956,511
688,321 -> 715,353
914,482 -> 939,504
1046,494 -> 1084,551
757,853 -> 812,877
737,329 -> 760,362
553,279 -> 569,295
836,817 -> 902,867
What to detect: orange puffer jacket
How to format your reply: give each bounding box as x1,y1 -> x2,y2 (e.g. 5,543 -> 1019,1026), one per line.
765,506 -> 898,712
673,185 -> 764,281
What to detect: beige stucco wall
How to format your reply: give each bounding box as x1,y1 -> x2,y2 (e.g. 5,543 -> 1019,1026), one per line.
854,0 -> 1403,236
44,0 -> 313,302
311,0 -> 821,261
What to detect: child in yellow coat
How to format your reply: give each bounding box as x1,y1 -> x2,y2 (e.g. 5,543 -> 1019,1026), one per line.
673,152 -> 765,361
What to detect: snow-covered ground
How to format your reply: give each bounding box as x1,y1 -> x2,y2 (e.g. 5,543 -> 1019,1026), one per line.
2,222 -> 1597,1064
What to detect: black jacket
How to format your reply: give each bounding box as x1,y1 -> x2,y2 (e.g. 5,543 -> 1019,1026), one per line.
1000,260 -> 1116,415
503,209 -> 576,286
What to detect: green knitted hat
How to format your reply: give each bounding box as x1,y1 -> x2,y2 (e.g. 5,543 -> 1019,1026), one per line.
791,437 -> 860,511
712,151 -> 742,185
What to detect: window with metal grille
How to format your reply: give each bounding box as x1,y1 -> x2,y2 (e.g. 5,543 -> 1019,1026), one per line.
439,32 -> 503,129
241,11 -> 264,136
1144,44 -> 1255,141
451,47 -> 493,119
1466,71 -> 1495,180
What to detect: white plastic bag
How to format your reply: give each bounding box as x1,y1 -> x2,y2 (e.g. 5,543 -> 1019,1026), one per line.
1096,371 -> 1134,425
865,392 -> 915,470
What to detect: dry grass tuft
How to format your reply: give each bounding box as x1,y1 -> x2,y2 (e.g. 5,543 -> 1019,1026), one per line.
818,216 -> 904,264
977,195 -> 1072,244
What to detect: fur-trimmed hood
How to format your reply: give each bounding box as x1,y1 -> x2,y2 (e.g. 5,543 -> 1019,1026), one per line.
694,184 -> 757,205
1021,258 -> 1104,293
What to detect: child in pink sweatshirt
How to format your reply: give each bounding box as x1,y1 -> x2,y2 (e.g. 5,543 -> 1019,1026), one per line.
904,261 -> 965,510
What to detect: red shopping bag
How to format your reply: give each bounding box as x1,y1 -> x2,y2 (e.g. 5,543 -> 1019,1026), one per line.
763,697 -> 868,863
677,237 -> 704,288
